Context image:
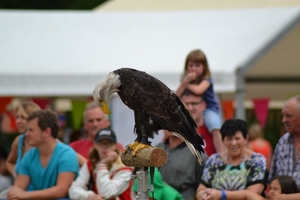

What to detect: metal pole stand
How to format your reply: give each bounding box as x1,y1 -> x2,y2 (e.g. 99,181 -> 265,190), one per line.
121,147 -> 167,200
132,167 -> 153,200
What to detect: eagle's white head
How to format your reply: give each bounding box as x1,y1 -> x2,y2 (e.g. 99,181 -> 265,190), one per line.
93,72 -> 121,114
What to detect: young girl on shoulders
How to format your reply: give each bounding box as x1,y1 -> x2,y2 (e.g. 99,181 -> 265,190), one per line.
176,49 -> 224,153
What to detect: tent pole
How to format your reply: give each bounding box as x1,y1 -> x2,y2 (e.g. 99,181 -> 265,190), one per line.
236,68 -> 246,120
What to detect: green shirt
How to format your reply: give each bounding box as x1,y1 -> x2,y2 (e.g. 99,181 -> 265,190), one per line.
132,167 -> 184,200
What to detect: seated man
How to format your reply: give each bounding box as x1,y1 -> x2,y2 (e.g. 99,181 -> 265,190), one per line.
7,110 -> 79,200
180,89 -> 224,156
70,102 -> 124,158
156,130 -> 207,200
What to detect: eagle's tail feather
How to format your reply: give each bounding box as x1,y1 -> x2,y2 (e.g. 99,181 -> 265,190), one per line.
172,132 -> 202,165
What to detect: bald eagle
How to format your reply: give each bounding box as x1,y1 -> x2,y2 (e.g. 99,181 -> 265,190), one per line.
93,68 -> 204,165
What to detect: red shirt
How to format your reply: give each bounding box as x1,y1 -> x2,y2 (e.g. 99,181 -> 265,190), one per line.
197,125 -> 215,157
70,139 -> 93,159
70,139 -> 125,159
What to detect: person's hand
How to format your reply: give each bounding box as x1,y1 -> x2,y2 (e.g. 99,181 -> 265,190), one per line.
269,194 -> 288,200
7,187 -> 28,200
88,194 -> 104,200
201,188 -> 221,200
182,72 -> 196,84
100,151 -> 118,165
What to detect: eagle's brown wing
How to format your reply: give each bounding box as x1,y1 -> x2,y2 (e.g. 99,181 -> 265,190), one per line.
114,68 -> 204,156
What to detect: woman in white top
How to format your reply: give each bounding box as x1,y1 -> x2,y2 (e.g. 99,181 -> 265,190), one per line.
69,128 -> 133,200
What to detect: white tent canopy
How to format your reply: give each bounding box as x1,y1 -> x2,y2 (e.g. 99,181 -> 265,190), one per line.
1,7 -> 300,147
1,7 -> 299,98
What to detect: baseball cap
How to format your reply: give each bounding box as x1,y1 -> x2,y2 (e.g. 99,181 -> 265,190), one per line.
95,128 -> 117,143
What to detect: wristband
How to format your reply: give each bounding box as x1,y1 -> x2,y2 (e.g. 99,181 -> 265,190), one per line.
221,190 -> 227,200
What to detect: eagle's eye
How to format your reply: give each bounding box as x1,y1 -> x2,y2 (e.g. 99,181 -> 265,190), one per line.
98,99 -> 103,104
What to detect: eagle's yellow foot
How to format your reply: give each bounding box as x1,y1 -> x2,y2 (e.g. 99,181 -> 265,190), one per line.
132,143 -> 152,156
125,141 -> 139,154
125,142 -> 152,156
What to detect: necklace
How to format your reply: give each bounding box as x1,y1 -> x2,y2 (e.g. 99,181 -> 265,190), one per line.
226,154 -> 245,166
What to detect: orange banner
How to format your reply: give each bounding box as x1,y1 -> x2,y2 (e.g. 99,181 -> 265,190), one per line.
221,100 -> 234,120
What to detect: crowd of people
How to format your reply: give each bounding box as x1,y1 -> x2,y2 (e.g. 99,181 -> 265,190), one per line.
0,49 -> 299,200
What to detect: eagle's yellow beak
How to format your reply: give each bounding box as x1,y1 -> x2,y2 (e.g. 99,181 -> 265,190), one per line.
99,99 -> 111,114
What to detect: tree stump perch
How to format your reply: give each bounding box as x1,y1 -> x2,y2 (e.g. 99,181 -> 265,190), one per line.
121,146 -> 167,167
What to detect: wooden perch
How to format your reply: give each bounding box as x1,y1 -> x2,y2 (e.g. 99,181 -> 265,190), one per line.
121,146 -> 167,167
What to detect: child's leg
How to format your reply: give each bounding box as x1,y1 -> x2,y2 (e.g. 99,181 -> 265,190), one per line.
210,129 -> 225,153
203,109 -> 225,153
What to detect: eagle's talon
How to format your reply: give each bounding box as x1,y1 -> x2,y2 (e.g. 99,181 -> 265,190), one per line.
125,142 -> 152,156
124,142 -> 137,154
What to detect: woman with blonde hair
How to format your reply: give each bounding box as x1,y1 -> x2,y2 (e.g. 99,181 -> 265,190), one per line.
69,128 -> 133,200
6,102 -> 41,180
0,101 -> 43,199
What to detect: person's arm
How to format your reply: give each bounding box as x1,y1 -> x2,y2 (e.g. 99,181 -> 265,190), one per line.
272,193 -> 300,200
6,135 -> 20,177
245,183 -> 265,195
199,188 -> 265,200
175,78 -> 189,97
175,72 -> 196,97
68,162 -> 96,200
195,153 -> 208,189
7,174 -> 31,200
8,172 -> 74,200
14,174 -> 31,189
96,165 -> 132,198
195,155 -> 216,199
268,146 -> 278,184
186,79 -> 210,95
211,130 -> 225,153
77,152 -> 87,167
245,154 -> 266,194
26,172 -> 75,199
195,184 -> 209,200
244,190 -> 265,200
